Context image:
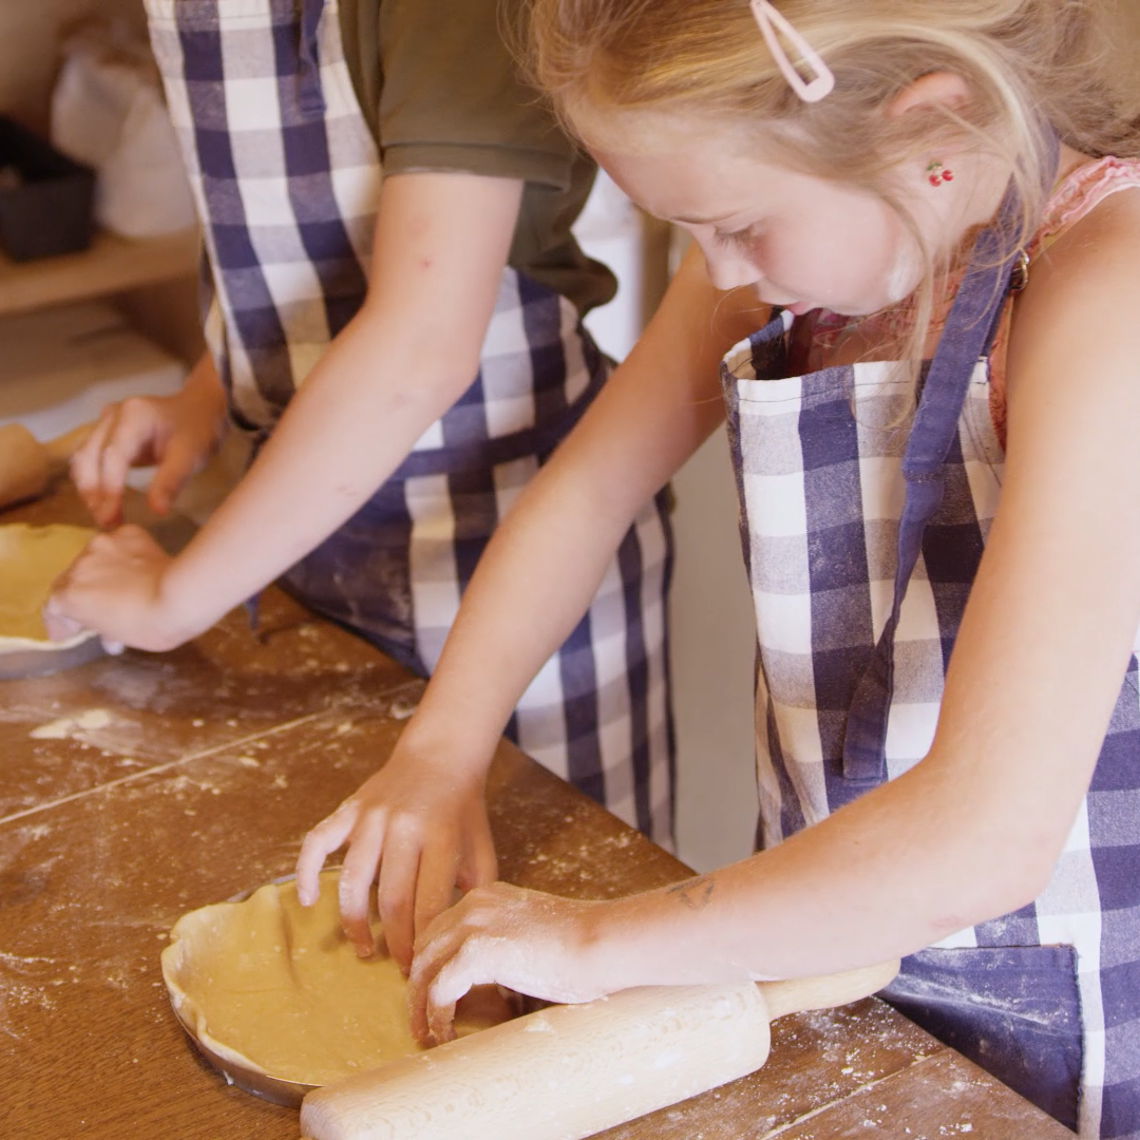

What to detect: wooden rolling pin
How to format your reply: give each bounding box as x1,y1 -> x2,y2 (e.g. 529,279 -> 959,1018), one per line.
300,961 -> 899,1140
0,422 -> 94,511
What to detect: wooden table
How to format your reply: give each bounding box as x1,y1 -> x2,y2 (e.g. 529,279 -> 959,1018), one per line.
1,489 -> 1074,1139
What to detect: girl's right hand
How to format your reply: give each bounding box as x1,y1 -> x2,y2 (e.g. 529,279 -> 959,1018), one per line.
408,882 -> 610,1045
294,732 -> 498,974
71,357 -> 228,528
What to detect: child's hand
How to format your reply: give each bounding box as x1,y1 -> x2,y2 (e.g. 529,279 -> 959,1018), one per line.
294,742 -> 498,973
72,379 -> 226,529
406,882 -> 610,1045
42,526 -> 192,652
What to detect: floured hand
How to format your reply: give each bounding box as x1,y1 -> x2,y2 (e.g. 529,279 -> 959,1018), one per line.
407,882 -> 613,1046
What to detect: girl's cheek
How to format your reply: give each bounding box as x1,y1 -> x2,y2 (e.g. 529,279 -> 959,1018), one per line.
873,228 -> 922,307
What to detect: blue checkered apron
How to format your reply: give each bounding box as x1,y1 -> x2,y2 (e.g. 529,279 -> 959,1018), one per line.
143,0 -> 675,844
722,211 -> 1140,1135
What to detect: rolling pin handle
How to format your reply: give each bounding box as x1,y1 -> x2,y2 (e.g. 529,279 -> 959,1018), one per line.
759,960 -> 900,1022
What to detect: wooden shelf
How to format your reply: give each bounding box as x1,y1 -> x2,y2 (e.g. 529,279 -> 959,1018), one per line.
0,226 -> 200,318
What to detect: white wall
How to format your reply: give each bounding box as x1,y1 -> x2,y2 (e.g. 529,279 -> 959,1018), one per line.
667,428 -> 759,871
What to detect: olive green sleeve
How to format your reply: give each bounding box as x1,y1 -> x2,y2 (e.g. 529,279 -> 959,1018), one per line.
376,0 -> 576,189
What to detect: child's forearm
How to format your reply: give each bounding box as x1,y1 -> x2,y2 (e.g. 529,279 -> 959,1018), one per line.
147,171 -> 523,644
156,307 -> 479,641
581,759 -> 1016,989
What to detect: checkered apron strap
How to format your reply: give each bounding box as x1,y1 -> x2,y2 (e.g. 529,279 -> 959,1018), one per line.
298,0 -> 327,116
145,0 -> 381,426
841,205 -> 1025,782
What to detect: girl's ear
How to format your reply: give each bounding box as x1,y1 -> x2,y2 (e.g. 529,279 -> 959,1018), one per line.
887,71 -> 972,119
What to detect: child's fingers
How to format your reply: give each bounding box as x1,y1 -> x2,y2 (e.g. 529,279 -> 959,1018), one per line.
295,801 -> 360,905
408,919 -> 474,1045
336,812 -> 387,956
42,538 -> 95,636
425,973 -> 462,1046
148,435 -> 207,516
96,411 -> 151,515
456,812 -> 498,893
40,595 -> 87,643
375,826 -> 424,974
113,523 -> 161,553
77,403 -> 156,527
413,843 -> 462,962
69,412 -> 116,513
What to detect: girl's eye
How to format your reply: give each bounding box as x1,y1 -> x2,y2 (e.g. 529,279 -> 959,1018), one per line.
713,226 -> 756,251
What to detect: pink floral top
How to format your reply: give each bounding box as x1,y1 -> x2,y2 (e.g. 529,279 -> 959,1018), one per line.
986,156 -> 1140,445
801,156 -> 1140,448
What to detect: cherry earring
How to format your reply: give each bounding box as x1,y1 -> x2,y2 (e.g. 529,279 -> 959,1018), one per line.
927,161 -> 954,187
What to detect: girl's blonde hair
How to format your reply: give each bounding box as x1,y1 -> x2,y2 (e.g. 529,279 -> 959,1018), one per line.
523,0 -> 1140,364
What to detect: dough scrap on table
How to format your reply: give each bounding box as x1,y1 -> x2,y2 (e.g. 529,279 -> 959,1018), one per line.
161,872 -> 515,1088
0,523 -> 97,650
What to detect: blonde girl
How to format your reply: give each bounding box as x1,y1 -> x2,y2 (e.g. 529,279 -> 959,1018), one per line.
296,1 -> 1140,1132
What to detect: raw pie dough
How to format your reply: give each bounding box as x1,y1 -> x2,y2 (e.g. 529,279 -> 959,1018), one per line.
162,872 -> 513,1087
0,523 -> 97,650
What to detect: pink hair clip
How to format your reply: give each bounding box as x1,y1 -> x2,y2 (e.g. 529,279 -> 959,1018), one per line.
750,0 -> 835,104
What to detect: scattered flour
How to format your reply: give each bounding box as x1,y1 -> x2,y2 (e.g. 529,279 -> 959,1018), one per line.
388,699 -> 417,721
29,708 -> 113,739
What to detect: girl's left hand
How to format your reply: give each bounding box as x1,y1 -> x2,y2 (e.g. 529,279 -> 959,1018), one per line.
43,526 -> 190,652
407,883 -> 615,1045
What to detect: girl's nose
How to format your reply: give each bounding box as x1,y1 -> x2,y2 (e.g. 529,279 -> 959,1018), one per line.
697,235 -> 762,292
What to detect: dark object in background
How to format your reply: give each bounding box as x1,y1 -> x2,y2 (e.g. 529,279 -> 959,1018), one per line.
0,116 -> 95,262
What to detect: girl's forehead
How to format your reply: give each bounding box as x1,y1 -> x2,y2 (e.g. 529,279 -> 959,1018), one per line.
574,103 -> 749,158
577,102 -> 820,186
588,129 -> 801,220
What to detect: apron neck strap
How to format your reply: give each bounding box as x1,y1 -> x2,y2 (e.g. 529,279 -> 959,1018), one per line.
842,135 -> 1059,782
298,0 -> 328,118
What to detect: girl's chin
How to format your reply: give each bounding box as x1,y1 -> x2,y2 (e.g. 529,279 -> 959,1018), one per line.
776,296 -> 881,318
783,301 -> 817,317
773,292 -> 904,319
